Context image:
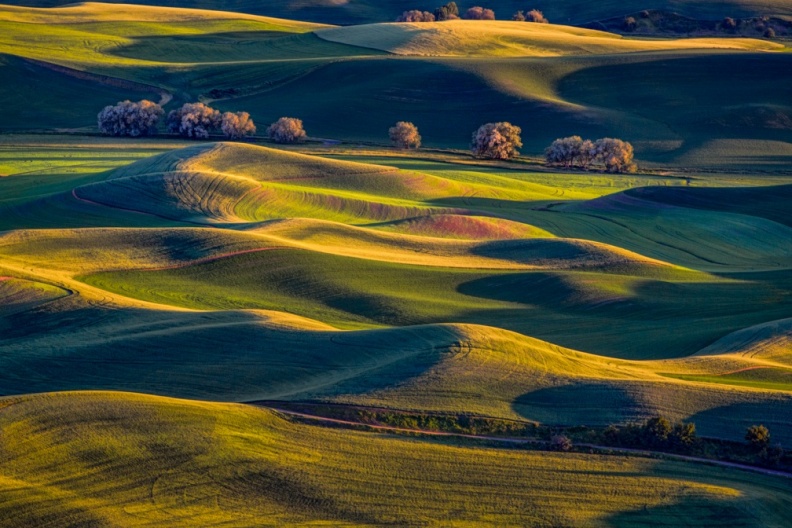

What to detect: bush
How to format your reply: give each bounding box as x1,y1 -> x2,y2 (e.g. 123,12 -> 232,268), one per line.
396,10 -> 435,22
512,11 -> 526,21
550,435 -> 573,451
167,102 -> 222,139
267,117 -> 307,144
465,6 -> 495,20
623,16 -> 637,31
471,122 -> 522,159
97,100 -> 163,137
526,9 -> 548,23
434,2 -> 459,21
746,425 -> 771,449
221,111 -> 256,139
671,421 -> 697,447
642,416 -> 672,447
389,121 -> 421,149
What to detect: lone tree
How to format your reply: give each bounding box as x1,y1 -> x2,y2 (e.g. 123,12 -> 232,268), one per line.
550,434 -> 573,452
595,138 -> 636,173
471,122 -> 522,160
98,100 -> 163,137
396,10 -> 435,22
465,6 -> 496,20
746,425 -> 771,449
434,2 -> 460,20
167,102 -> 221,139
526,9 -> 548,23
267,117 -> 307,144
389,121 -> 421,149
221,111 -> 256,139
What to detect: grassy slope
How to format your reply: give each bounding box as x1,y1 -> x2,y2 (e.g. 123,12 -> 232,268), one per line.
2,0 -> 791,24
2,391 -> 791,527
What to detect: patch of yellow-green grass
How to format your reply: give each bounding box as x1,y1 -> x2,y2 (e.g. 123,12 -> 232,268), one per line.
0,276 -> 69,316
316,20 -> 784,57
3,391 -> 790,527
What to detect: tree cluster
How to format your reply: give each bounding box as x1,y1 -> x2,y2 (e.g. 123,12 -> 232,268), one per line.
267,117 -> 307,144
97,100 -> 164,137
396,10 -> 435,22
166,102 -> 257,140
434,2 -> 460,21
464,6 -> 496,20
389,121 -> 422,149
603,416 -> 697,450
545,136 -> 636,173
514,9 -> 548,23
472,122 -> 522,160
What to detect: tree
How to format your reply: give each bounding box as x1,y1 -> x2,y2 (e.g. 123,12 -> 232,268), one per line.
722,17 -> 737,30
746,425 -> 771,449
167,102 -> 221,139
389,121 -> 421,149
764,27 -> 776,38
396,10 -> 435,22
594,137 -> 636,173
623,16 -> 637,31
221,111 -> 256,139
526,9 -> 548,23
545,136 -> 583,168
642,416 -> 672,447
512,11 -> 526,21
465,7 -> 495,20
670,422 -> 697,447
267,117 -> 307,144
471,122 -> 522,159
97,100 -> 163,137
435,2 -> 459,20
550,434 -> 573,452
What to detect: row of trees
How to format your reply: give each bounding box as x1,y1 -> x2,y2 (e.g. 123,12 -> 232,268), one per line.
512,9 -> 548,23
545,135 -> 636,173
396,3 -> 495,22
98,100 -> 256,139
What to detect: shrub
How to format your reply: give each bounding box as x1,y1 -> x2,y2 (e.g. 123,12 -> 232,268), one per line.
594,137 -> 636,173
267,117 -> 307,144
512,10 -> 526,21
167,102 -> 222,139
396,10 -> 435,22
746,425 -> 771,449
471,122 -> 522,159
389,121 -> 421,149
97,100 -> 163,137
526,9 -> 548,24
550,435 -> 573,451
623,16 -> 637,31
221,111 -> 256,139
465,7 -> 495,20
434,2 -> 459,21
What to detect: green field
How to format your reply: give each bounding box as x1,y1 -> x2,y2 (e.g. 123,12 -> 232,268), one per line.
1,2 -> 792,525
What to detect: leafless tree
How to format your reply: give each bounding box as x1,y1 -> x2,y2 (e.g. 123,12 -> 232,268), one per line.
471,122 -> 522,159
526,9 -> 548,23
97,100 -> 163,137
167,102 -> 222,139
389,121 -> 422,149
465,6 -> 496,20
267,117 -> 307,144
221,111 -> 256,139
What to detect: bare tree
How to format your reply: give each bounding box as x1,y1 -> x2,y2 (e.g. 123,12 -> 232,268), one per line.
396,10 -> 435,22
594,138 -> 636,173
389,121 -> 422,149
267,117 -> 307,144
526,9 -> 548,23
471,122 -> 522,159
167,103 -> 222,139
221,111 -> 256,139
465,7 -> 496,20
97,100 -> 163,137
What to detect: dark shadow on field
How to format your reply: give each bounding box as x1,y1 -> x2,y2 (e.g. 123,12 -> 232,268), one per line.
603,494 -> 754,528
689,401 -> 792,446
512,383 -> 643,426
